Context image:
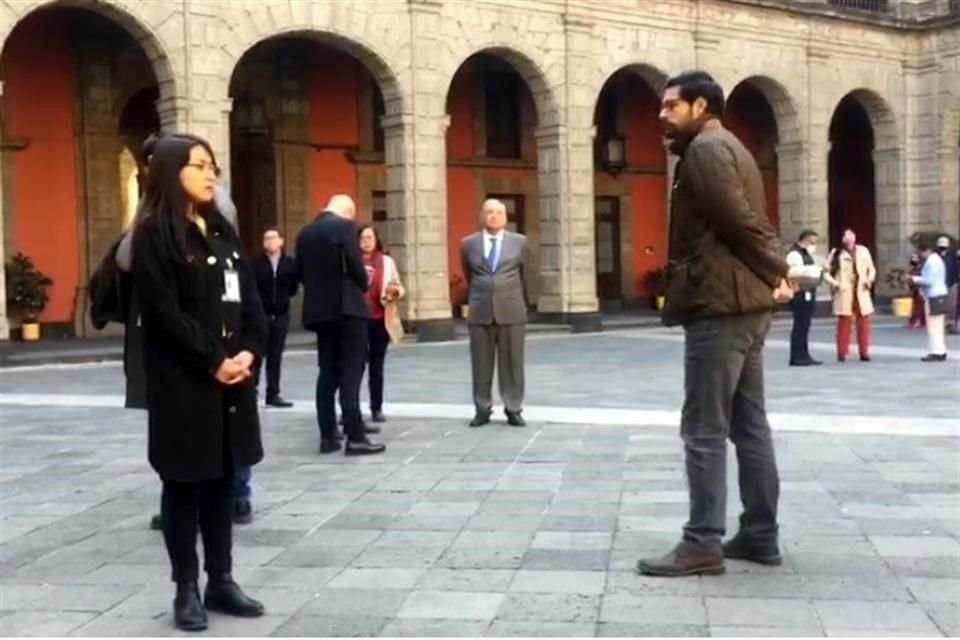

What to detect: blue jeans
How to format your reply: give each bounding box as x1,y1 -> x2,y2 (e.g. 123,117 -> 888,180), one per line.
232,465 -> 252,499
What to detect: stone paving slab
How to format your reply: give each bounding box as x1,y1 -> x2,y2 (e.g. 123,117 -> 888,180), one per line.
2,332 -> 959,637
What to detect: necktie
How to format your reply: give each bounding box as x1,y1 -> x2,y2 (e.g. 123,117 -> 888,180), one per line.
487,237 -> 499,271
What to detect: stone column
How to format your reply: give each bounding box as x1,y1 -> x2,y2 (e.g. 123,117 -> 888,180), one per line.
387,109 -> 454,341
405,0 -> 455,341
899,59 -> 941,273
805,48 -> 832,246
776,139 -> 808,244
556,15 -> 600,331
874,145 -> 905,279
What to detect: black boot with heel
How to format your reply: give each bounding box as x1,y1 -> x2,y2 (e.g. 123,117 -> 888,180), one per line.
173,581 -> 207,631
204,574 -> 265,617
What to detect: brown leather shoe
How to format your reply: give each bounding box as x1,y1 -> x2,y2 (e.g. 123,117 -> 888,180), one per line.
636,545 -> 725,577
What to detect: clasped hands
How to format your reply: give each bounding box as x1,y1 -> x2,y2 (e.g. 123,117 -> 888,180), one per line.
773,278 -> 795,303
215,350 -> 255,385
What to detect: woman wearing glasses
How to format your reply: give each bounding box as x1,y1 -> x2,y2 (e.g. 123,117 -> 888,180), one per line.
131,134 -> 267,630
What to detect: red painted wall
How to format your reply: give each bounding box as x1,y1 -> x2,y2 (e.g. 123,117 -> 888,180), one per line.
724,107 -> 780,231
309,48 -> 360,215
2,12 -> 79,323
611,84 -> 667,297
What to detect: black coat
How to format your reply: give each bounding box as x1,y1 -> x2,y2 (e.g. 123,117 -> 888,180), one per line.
132,212 -> 267,482
87,234 -> 146,409
295,210 -> 369,330
253,253 -> 299,317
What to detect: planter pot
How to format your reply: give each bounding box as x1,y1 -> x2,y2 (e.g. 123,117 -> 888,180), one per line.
460,305 -> 469,319
21,322 -> 41,341
890,296 -> 912,318
655,295 -> 665,311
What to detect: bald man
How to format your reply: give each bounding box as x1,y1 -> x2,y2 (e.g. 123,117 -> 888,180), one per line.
460,199 -> 530,427
295,195 -> 385,456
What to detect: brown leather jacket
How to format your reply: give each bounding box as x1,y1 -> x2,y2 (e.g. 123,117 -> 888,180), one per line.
662,120 -> 788,327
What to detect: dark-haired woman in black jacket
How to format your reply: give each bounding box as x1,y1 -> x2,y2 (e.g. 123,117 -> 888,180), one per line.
131,133 -> 267,631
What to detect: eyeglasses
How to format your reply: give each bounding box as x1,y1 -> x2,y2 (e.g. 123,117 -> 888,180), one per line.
185,162 -> 221,177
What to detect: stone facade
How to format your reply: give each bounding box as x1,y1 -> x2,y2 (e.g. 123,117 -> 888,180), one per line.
1,0 -> 959,340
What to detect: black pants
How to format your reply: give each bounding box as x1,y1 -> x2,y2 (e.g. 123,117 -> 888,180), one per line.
316,316 -> 368,442
366,318 -> 390,413
255,312 -> 289,399
789,294 -> 816,364
161,478 -> 232,583
681,312 -> 780,553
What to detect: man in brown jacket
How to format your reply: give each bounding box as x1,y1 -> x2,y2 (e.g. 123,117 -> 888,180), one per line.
636,71 -> 794,577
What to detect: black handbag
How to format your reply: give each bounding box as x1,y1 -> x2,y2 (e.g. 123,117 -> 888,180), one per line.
928,295 -> 950,316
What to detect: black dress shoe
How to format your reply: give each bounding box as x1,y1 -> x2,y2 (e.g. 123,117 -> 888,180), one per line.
150,513 -> 162,531
232,498 -> 252,525
722,532 -> 783,566
370,410 -> 387,423
265,396 -> 293,408
506,411 -> 526,427
319,439 -> 341,454
364,424 -> 381,434
174,581 -> 207,631
469,412 -> 491,427
344,440 -> 386,456
921,353 -> 948,362
789,359 -> 823,367
204,574 -> 264,617
860,355 -> 871,362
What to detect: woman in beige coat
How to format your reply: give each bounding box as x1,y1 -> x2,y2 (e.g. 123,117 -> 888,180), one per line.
359,224 -> 405,423
825,229 -> 876,361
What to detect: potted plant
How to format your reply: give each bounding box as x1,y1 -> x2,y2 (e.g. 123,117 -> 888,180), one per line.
5,252 -> 53,341
450,273 -> 469,319
885,266 -> 912,318
643,266 -> 668,310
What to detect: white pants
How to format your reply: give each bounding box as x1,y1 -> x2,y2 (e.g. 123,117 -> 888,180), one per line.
925,300 -> 947,356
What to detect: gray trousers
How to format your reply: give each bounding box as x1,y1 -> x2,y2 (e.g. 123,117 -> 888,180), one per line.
681,312 -> 780,552
469,323 -> 525,414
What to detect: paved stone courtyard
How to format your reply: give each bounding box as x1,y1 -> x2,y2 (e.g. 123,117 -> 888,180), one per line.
1,319 -> 958,637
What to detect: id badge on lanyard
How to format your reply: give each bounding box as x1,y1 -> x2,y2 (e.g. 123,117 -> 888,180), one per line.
222,257 -> 242,303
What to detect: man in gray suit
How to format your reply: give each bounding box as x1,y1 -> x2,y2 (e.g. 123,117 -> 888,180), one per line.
460,199 -> 529,427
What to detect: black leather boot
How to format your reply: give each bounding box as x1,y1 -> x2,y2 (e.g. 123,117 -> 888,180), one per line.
204,574 -> 265,617
173,581 -> 207,631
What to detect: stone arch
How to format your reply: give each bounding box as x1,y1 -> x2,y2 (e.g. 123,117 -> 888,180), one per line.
590,63 -> 668,123
1,0 -> 179,129
223,28 -> 410,259
224,28 -> 407,120
441,45 -> 564,313
726,75 -> 803,237
442,45 -> 560,129
590,63 -> 670,306
828,88 -> 903,267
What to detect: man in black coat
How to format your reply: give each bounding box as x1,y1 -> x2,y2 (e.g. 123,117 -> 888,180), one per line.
295,194 -> 385,456
253,227 -> 299,408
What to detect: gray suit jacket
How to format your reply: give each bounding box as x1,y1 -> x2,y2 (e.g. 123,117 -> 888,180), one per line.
460,230 -> 529,326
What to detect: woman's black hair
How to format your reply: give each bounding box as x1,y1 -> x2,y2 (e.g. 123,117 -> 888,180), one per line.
140,133 -> 219,262
358,223 -> 387,255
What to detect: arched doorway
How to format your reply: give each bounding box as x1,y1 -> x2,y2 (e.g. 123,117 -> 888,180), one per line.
725,81 -> 781,232
829,95 -> 876,254
827,91 -> 902,262
0,5 -> 171,336
227,34 -> 400,260
591,66 -> 667,308
444,50 -> 557,314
